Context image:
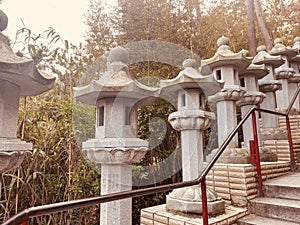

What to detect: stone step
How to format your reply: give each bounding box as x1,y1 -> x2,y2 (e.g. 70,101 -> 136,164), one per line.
237,214 -> 299,225
263,172 -> 300,200
250,197 -> 300,223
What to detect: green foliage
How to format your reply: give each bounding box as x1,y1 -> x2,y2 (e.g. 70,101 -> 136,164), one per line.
1,26 -> 99,224
1,93 -> 100,224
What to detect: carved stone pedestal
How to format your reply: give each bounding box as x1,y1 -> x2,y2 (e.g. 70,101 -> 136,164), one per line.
166,185 -> 225,216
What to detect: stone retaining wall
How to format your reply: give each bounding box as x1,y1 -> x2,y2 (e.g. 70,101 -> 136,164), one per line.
206,162 -> 290,206
261,115 -> 300,161
278,115 -> 300,140
263,140 -> 300,161
140,162 -> 291,225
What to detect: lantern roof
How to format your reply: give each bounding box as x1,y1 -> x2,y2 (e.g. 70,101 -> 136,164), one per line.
160,59 -> 224,97
0,10 -> 55,96
239,63 -> 269,79
74,46 -> 158,105
269,38 -> 298,59
253,45 -> 285,68
201,36 -> 252,71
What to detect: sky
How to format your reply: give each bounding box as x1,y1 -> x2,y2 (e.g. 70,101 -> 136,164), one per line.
1,0 -> 91,45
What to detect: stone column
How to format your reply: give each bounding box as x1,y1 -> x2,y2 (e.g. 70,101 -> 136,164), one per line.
253,45 -> 284,128
237,66 -> 266,149
215,95 -> 239,148
275,67 -> 295,109
208,88 -> 249,163
83,99 -> 148,225
100,164 -> 132,225
259,79 -> 282,128
168,89 -> 214,181
269,38 -> 298,110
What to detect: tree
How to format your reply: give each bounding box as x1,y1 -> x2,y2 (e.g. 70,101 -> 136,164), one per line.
85,0 -> 115,58
246,0 -> 257,56
260,0 -> 300,45
254,0 -> 273,50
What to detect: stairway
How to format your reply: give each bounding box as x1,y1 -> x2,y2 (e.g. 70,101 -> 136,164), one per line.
237,172 -> 300,225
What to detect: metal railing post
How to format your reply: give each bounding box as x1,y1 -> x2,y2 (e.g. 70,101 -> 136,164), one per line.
201,177 -> 208,225
286,115 -> 296,171
251,110 -> 264,197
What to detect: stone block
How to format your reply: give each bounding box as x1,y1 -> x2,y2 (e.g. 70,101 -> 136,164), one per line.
212,164 -> 230,171
214,181 -> 230,188
141,210 -> 154,220
217,192 -> 231,201
141,217 -> 154,225
214,187 -> 230,194
246,194 -> 257,201
206,174 -> 214,180
206,180 -> 214,186
213,175 -> 229,182
229,177 -> 256,184
230,182 -> 257,190
169,215 -> 186,225
231,188 -> 257,197
154,214 -> 169,224
166,196 -> 225,216
154,221 -> 167,225
228,171 -> 255,178
228,165 -> 254,173
185,221 -> 201,225
231,195 -> 248,206
217,155 -> 250,164
155,210 -> 175,218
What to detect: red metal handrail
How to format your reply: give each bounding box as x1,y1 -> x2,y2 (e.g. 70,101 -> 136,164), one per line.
3,106 -> 294,225
3,85 -> 299,225
251,110 -> 264,197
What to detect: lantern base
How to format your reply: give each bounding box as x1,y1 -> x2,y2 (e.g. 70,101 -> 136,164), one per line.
0,138 -> 32,173
166,185 -> 225,216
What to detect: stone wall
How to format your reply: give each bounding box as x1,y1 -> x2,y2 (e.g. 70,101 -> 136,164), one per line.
263,140 -> 300,161
262,115 -> 300,161
278,114 -> 300,140
140,162 -> 291,224
206,162 -> 291,206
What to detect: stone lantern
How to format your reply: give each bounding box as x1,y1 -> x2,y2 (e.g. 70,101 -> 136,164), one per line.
269,38 -> 299,110
253,45 -> 284,129
0,10 -> 55,173
237,63 -> 267,150
74,46 -> 158,225
291,37 -> 300,107
160,59 -> 225,215
202,36 -> 252,163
